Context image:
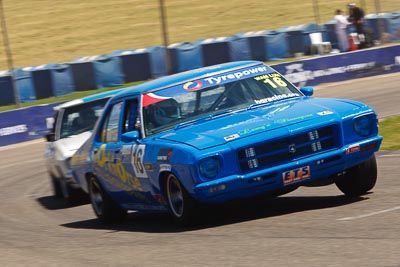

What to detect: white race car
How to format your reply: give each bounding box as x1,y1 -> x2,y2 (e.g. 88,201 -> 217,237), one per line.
44,89 -> 123,202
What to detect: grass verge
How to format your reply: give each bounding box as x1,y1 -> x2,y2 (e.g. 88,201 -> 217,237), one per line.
379,116 -> 400,151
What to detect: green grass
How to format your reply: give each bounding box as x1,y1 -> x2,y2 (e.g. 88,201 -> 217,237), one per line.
2,0 -> 400,70
379,116 -> 400,150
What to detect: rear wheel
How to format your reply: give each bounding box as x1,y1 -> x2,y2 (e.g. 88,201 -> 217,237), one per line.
336,155 -> 378,197
165,173 -> 196,225
89,176 -> 127,224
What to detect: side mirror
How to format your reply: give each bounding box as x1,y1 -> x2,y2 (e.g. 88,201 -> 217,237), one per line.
121,131 -> 140,143
300,86 -> 314,96
45,132 -> 55,142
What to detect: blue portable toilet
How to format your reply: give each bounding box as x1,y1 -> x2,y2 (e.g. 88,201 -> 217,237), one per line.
168,42 -> 203,73
30,64 -> 54,99
167,43 -> 182,74
238,31 -> 270,61
69,56 -> 97,91
90,55 -> 124,88
146,46 -> 167,78
386,12 -> 400,41
14,68 -> 35,102
324,20 -> 339,50
302,23 -> 320,33
0,71 -> 15,106
110,49 -> 152,82
265,30 -> 289,60
364,14 -> 388,42
229,34 -> 252,61
50,64 -> 75,96
199,37 -> 231,66
284,26 -> 307,56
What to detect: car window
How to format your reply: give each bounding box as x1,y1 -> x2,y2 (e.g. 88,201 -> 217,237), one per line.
142,71 -> 300,136
122,98 -> 140,135
100,102 -> 123,143
58,98 -> 109,139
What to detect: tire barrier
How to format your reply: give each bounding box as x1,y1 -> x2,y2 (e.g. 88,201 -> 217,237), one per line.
111,49 -> 152,82
1,44 -> 399,147
168,42 -> 203,73
0,72 -> 15,106
1,12 -> 399,105
70,59 -> 97,91
200,37 -> 231,66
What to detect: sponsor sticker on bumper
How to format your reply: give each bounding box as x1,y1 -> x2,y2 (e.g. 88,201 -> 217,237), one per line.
282,166 -> 311,185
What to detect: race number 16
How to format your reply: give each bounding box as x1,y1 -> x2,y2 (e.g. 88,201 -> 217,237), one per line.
264,77 -> 287,88
131,144 -> 148,178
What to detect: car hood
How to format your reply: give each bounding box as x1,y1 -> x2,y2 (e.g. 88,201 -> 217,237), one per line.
159,97 -> 369,150
54,131 -> 92,158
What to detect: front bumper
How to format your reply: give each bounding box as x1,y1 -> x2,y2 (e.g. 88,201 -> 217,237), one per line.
194,136 -> 382,203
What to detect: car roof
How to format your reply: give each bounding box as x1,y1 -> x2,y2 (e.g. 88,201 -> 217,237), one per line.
56,88 -> 126,110
112,60 -> 263,101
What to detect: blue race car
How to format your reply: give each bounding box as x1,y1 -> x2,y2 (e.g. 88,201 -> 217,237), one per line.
70,61 -> 382,224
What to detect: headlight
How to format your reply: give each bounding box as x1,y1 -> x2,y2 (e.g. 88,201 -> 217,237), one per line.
199,156 -> 220,179
354,115 -> 373,136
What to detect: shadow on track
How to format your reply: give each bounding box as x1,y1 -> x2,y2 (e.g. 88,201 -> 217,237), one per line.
36,194 -> 90,210
60,193 -> 369,233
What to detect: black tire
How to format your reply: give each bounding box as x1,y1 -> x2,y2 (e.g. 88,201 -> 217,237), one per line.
164,173 -> 196,225
336,155 -> 378,197
55,175 -> 85,204
50,174 -> 63,198
88,176 -> 127,224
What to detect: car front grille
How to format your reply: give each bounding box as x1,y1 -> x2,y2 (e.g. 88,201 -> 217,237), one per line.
238,124 -> 340,173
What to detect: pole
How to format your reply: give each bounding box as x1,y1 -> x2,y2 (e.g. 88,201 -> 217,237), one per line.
158,0 -> 172,75
375,0 -> 384,42
0,0 -> 20,107
312,0 -> 320,25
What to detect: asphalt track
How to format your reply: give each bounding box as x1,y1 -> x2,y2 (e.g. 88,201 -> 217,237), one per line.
1,73 -> 399,267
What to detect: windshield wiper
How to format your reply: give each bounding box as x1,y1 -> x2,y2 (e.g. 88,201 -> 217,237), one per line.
247,96 -> 299,110
247,102 -> 273,110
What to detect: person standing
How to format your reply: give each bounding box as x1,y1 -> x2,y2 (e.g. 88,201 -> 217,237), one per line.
334,9 -> 350,52
348,2 -> 365,35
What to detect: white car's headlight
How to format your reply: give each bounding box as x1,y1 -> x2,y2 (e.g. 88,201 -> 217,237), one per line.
199,156 -> 220,179
354,115 -> 373,136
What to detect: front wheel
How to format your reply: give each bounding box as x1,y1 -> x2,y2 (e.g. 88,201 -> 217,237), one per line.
59,177 -> 85,204
50,174 -> 63,198
335,155 -> 378,197
89,176 -> 127,224
165,173 -> 196,225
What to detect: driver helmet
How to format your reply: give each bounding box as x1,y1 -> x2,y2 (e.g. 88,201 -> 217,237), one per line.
152,98 -> 181,126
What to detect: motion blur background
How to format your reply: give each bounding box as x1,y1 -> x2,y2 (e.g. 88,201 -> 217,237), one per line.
1,0 -> 400,70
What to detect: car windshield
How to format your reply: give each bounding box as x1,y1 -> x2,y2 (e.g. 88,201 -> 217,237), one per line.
59,98 -> 109,139
142,70 -> 301,136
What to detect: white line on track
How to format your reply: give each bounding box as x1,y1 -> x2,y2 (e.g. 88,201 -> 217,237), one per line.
337,206 -> 400,221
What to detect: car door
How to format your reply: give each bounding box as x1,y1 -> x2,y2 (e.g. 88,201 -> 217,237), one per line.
119,98 -> 159,209
92,98 -> 154,209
